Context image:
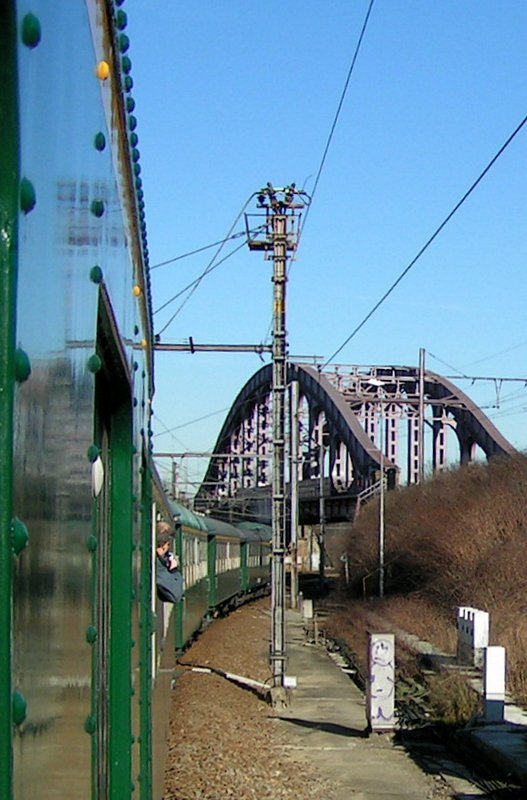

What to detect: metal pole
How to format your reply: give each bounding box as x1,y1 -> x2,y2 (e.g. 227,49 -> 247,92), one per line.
379,393 -> 385,598
171,459 -> 178,500
270,210 -> 287,686
318,435 -> 326,588
246,184 -> 309,693
418,347 -> 426,484
290,380 -> 299,609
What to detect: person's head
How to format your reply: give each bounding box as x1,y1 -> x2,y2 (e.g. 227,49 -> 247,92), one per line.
156,521 -> 173,554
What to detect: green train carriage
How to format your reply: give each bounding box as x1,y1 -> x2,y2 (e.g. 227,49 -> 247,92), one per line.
1,1 -> 158,798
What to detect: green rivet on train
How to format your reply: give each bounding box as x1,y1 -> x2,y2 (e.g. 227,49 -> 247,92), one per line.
87,353 -> 102,373
14,348 -> 31,383
133,162 -> 141,177
20,178 -> 36,214
85,626 -> 97,644
135,176 -> 142,189
133,324 -> 139,335
115,0 -> 125,6
21,13 -> 41,48
119,33 -> 130,53
11,518 -> 29,556
12,691 -> 27,725
130,131 -> 138,147
86,534 -> 98,552
126,96 -> 136,113
131,147 -> 140,162
84,715 -> 96,735
133,361 -> 139,371
94,132 -> 106,151
133,397 -> 138,407
128,114 -> 137,132
90,199 -> 104,218
86,444 -> 100,462
121,55 -> 132,74
124,75 -> 134,92
90,265 -> 103,283
131,639 -> 136,648
116,9 -> 127,29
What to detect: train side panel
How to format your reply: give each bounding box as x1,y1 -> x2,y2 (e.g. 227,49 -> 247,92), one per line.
5,2 -> 153,799
179,527 -> 209,648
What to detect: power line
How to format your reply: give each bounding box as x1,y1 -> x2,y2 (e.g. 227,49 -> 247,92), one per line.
149,229 -> 258,271
152,412 -> 192,451
155,193 -> 257,336
152,406 -> 231,438
260,0 -> 376,348
323,111 -> 527,367
154,239 -> 247,316
428,351 -> 470,379
463,338 -> 527,369
301,0 -> 376,237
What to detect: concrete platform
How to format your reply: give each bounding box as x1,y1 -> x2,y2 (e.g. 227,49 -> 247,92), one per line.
462,722 -> 527,787
276,609 -> 524,799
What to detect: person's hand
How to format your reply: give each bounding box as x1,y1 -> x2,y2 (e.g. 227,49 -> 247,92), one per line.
168,554 -> 179,571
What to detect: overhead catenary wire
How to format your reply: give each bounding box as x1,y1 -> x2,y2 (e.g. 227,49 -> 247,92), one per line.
149,228 -> 263,271
463,338 -> 527,369
152,412 -> 193,451
155,193 -> 258,336
152,406 -> 231,438
299,0 -> 376,241
427,351 -> 470,379
323,111 -> 527,367
154,239 -> 247,317
260,0 -> 376,347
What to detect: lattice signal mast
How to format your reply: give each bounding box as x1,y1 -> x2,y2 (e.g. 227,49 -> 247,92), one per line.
246,183 -> 309,690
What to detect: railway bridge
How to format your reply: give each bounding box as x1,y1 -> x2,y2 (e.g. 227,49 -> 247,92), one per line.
194,363 -> 516,525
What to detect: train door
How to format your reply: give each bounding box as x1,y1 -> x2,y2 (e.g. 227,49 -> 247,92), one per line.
91,297 -> 134,799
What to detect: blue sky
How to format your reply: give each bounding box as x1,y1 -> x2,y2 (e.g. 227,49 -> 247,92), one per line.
125,1 -> 527,493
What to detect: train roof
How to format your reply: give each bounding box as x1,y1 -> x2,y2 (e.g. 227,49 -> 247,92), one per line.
202,516 -> 241,540
168,500 -> 208,532
236,521 -> 272,542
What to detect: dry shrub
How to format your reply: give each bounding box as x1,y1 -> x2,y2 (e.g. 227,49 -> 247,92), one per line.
337,453 -> 527,702
426,672 -> 482,726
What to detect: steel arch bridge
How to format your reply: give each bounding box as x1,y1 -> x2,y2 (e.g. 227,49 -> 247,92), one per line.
194,363 -> 516,522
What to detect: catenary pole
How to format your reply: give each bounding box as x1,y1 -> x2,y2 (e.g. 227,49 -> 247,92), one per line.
247,184 -> 307,692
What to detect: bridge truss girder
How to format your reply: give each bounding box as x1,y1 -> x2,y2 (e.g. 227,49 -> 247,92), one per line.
195,363 -> 516,517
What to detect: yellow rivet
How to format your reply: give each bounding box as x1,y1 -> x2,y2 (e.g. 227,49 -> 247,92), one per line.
96,61 -> 110,80
141,339 -> 148,349
133,285 -> 142,297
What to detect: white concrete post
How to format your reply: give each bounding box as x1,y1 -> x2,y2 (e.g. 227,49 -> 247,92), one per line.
302,598 -> 313,621
457,606 -> 489,667
484,646 -> 506,723
367,634 -> 395,732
